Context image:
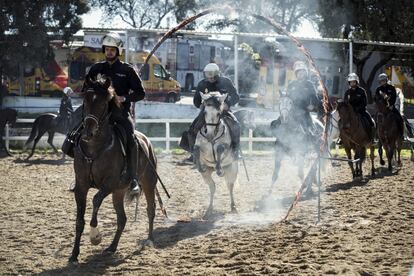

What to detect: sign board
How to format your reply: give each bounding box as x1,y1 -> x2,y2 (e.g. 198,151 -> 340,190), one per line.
84,31 -> 126,49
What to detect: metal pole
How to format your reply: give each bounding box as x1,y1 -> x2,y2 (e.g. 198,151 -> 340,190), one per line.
317,154 -> 321,223
5,123 -> 9,150
348,31 -> 353,73
234,34 -> 239,91
166,122 -> 170,151
125,30 -> 129,63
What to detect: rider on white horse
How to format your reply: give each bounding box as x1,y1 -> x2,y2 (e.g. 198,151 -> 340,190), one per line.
183,63 -> 241,159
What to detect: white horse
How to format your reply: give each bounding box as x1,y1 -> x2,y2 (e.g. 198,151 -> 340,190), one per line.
193,92 -> 239,218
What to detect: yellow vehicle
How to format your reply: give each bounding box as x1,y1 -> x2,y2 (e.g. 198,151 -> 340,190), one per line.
69,47 -> 181,102
385,65 -> 414,101
7,60 -> 67,97
256,62 -> 295,108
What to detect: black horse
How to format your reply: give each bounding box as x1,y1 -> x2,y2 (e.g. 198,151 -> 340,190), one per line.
24,102 -> 82,159
0,108 -> 18,156
69,76 -> 158,264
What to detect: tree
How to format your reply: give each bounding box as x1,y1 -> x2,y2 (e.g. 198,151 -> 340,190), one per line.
316,0 -> 414,101
0,0 -> 89,91
91,0 -> 176,29
196,0 -> 319,33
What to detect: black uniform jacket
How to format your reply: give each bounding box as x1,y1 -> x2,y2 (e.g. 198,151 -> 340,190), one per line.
193,76 -> 239,108
344,86 -> 368,112
85,59 -> 145,111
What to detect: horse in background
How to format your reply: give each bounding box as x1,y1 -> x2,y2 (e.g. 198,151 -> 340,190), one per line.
0,108 -> 18,156
375,92 -> 404,171
69,76 -> 157,264
24,104 -> 82,160
193,92 -> 239,218
336,100 -> 376,179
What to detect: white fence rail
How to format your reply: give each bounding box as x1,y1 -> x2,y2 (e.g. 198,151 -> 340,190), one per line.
4,118 -> 414,153
3,118 -> 275,153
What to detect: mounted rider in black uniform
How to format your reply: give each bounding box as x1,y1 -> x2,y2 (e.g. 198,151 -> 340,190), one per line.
181,63 -> 241,158
374,73 -> 404,134
63,32 -> 145,195
343,73 -> 375,137
58,87 -> 74,133
286,61 -> 319,136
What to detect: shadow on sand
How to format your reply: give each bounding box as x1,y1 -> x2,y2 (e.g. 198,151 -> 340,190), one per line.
13,156 -> 69,166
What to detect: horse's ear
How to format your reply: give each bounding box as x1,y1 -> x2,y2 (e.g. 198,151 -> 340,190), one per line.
103,77 -> 111,90
200,92 -> 210,101
218,94 -> 228,103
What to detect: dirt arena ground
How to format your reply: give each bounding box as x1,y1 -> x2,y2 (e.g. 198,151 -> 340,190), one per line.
0,152 -> 413,275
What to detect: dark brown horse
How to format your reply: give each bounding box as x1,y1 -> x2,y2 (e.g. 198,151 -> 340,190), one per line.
375,93 -> 404,171
69,77 -> 157,264
336,101 -> 376,179
24,100 -> 81,160
0,108 -> 18,156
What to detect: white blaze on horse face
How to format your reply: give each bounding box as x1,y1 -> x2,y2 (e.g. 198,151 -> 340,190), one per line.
204,105 -> 220,124
279,96 -> 293,123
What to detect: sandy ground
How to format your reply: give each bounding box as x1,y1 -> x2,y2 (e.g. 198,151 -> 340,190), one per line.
0,151 -> 413,275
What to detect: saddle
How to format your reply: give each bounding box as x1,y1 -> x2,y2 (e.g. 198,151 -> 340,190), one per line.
61,122 -> 128,158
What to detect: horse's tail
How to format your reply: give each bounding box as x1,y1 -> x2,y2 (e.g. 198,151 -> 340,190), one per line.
25,118 -> 39,146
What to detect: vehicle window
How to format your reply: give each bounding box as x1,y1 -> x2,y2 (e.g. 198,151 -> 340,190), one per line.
24,65 -> 34,77
138,63 -> 149,81
153,64 -> 166,79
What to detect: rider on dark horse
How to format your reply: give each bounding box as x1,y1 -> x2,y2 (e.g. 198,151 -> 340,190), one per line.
57,87 -> 74,133
65,32 -> 145,195
285,61 -> 319,136
344,73 -> 375,138
184,63 -> 241,159
374,73 -> 404,135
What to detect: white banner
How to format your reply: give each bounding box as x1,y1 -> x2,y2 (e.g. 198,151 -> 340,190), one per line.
84,32 -> 126,49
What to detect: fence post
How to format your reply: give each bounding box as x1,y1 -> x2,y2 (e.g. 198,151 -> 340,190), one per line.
5,123 -> 10,150
166,122 -> 170,151
248,128 -> 253,154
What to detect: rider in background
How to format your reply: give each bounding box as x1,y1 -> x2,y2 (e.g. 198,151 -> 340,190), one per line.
286,60 -> 319,135
59,87 -> 74,133
81,32 -> 145,195
187,63 -> 241,158
343,73 -> 375,134
392,81 -> 414,138
374,73 -> 404,134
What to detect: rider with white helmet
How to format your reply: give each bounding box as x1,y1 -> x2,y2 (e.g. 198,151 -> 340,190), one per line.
344,73 -> 374,134
182,63 -> 241,158
374,73 -> 404,133
285,60 -> 319,134
64,32 -> 145,195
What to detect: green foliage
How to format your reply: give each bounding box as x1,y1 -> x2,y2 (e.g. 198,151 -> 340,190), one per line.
316,0 -> 414,99
0,0 -> 89,78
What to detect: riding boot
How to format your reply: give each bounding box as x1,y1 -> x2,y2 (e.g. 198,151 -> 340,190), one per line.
122,136 -> 141,195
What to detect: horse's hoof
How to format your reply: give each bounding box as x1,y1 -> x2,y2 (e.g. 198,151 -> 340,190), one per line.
68,257 -> 79,266
380,160 -> 385,166
138,239 -> 154,248
90,227 -> 102,245
230,206 -> 238,214
103,247 -> 116,255
203,209 -> 213,220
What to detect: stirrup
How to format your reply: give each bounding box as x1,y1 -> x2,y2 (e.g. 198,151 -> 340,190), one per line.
130,178 -> 141,195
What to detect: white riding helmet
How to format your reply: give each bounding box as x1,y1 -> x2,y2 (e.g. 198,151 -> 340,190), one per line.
203,63 -> 220,79
293,61 -> 308,76
347,73 -> 359,83
378,73 -> 388,82
102,32 -> 124,56
63,87 -> 73,96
